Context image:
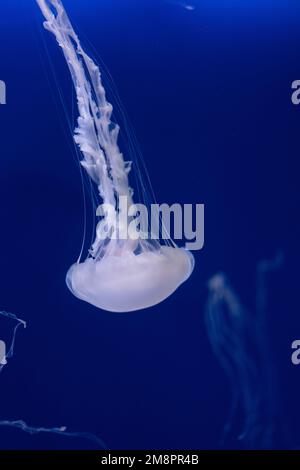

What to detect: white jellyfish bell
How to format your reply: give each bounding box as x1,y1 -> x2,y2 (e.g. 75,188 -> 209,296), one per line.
36,0 -> 194,312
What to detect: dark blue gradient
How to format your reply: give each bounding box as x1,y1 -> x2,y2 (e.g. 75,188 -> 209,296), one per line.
0,0 -> 299,449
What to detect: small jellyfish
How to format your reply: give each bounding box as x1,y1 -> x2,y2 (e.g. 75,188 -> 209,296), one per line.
0,311 -> 26,373
0,311 -> 106,449
205,255 -> 283,449
36,0 -> 194,313
166,0 -> 195,11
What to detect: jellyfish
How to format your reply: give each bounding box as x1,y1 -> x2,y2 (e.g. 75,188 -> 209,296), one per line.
205,255 -> 283,449
166,0 -> 196,12
0,311 -> 26,373
0,310 -> 106,449
36,0 -> 194,313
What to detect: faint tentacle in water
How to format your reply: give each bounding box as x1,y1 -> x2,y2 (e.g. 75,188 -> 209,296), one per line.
0,420 -> 107,449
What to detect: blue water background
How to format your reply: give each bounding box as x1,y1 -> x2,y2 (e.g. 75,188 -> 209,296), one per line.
0,0 -> 299,449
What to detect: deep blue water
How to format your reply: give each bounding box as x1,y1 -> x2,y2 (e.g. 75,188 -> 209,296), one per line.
0,0 -> 299,449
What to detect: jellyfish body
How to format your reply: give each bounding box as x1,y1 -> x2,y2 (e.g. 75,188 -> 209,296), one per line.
36,0 -> 194,312
67,246 -> 194,313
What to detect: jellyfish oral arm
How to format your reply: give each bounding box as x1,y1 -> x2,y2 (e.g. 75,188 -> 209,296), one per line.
36,0 -> 194,312
36,0 -> 131,202
36,0 -> 136,258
